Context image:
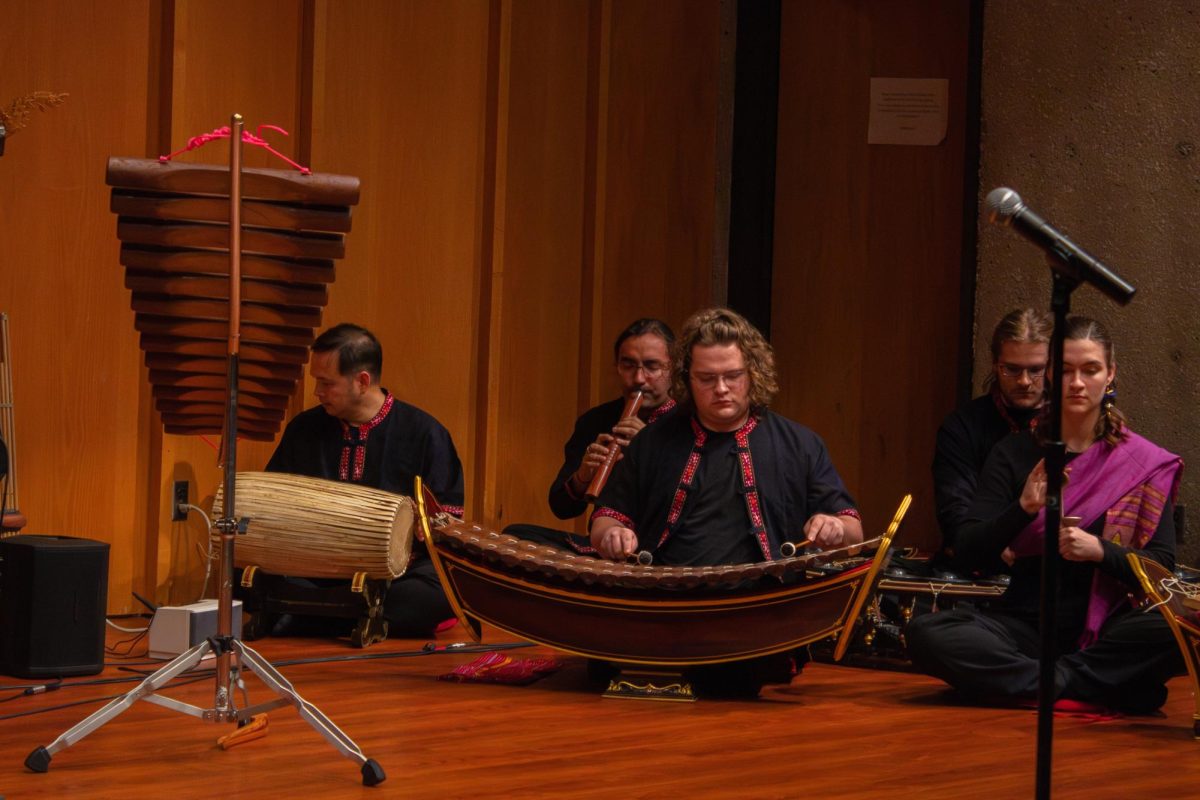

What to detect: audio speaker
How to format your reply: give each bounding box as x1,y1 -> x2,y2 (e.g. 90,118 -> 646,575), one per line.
0,535 -> 109,678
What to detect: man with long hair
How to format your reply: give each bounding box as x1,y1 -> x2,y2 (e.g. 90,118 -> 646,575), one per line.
932,308 -> 1051,571
590,308 -> 862,566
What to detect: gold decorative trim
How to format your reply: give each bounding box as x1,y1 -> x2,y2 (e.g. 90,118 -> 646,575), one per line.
833,494 -> 912,661
604,670 -> 696,702
414,476 -> 480,641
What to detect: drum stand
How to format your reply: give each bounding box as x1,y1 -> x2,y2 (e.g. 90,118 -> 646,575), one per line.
24,115 -> 385,786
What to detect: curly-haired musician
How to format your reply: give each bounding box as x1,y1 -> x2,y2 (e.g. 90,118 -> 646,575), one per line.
590,307 -> 863,566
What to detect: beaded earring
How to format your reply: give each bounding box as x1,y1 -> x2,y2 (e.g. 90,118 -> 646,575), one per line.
1103,382 -> 1119,434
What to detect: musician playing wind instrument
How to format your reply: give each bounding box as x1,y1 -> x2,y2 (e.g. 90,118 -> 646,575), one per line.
504,318 -> 678,551
548,318 -> 678,520
266,323 -> 465,636
590,307 -> 863,566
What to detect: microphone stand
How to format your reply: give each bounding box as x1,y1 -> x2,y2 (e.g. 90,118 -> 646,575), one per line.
986,188 -> 1134,799
24,114 -> 385,786
1033,263 -> 1079,800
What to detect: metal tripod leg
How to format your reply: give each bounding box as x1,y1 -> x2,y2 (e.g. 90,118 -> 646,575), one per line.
232,640 -> 384,784
24,636 -> 386,786
25,639 -> 215,772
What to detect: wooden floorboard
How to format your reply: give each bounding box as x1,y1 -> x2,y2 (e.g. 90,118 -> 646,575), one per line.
1,624 -> 1196,799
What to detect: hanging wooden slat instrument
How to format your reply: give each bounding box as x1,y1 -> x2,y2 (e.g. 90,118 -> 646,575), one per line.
106,156 -> 361,439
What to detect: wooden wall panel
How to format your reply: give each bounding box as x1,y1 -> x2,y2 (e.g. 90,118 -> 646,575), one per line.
151,0 -> 305,605
3,0 -> 973,609
0,0 -> 153,611
171,0 -> 304,170
594,0 -> 721,382
478,0 -> 724,533
309,0 -> 491,514
481,0 -> 592,528
772,1 -> 970,549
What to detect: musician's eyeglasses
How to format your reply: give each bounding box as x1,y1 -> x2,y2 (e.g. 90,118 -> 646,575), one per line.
617,359 -> 667,378
997,363 -> 1047,380
691,370 -> 748,389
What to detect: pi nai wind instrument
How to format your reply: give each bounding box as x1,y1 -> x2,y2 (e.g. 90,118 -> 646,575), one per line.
584,388 -> 644,502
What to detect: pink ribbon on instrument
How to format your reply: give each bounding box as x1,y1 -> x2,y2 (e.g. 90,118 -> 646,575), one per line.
159,124 -> 312,174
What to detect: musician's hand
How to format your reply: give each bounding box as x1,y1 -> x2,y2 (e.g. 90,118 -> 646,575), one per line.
1059,526 -> 1103,562
592,524 -> 639,561
1019,459 -> 1048,514
803,513 -> 846,548
1019,461 -> 1073,515
611,415 -> 645,447
1000,547 -> 1016,567
573,434 -> 619,487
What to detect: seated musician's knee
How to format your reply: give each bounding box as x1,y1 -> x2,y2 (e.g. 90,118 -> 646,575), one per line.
902,612 -> 941,667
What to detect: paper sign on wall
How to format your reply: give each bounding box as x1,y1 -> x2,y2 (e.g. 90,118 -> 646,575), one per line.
867,78 -> 949,146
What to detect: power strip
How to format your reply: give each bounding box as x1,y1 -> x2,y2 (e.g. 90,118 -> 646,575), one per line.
148,600 -> 243,659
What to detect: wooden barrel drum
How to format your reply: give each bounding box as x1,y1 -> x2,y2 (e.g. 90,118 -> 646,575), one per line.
212,471 -> 414,580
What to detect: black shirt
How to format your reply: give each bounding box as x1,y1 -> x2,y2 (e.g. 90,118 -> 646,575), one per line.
660,430 -> 762,566
548,397 -> 675,520
266,391 -> 465,514
932,392 -> 1037,564
956,431 -> 1175,636
594,410 -> 857,566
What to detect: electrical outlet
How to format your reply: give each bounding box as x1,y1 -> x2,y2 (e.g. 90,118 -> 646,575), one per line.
172,480 -> 189,521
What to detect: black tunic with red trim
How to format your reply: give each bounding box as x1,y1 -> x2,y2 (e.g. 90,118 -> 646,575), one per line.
548,397 -> 676,520
266,391 -> 465,514
932,390 -> 1037,565
263,391 -> 466,635
592,410 -> 858,566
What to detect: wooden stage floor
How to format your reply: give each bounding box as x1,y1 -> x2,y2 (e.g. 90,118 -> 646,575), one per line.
1,624 -> 1197,799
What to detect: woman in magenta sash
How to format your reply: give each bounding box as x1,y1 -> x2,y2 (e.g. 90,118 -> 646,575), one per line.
907,316 -> 1184,713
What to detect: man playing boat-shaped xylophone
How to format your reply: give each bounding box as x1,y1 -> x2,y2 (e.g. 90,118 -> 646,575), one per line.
590,307 -> 864,568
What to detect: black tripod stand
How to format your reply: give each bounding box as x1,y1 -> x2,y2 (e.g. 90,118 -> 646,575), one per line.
24,115 -> 385,786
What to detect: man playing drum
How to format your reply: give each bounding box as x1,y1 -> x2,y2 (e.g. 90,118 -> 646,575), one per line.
266,322 -> 465,636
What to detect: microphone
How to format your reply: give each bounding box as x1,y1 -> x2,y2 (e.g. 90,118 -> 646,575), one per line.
985,187 -> 1135,305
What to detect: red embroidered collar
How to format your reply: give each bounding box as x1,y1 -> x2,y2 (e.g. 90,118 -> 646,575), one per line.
645,398 -> 676,424
654,414 -> 770,558
338,392 -> 395,481
990,384 -> 1040,435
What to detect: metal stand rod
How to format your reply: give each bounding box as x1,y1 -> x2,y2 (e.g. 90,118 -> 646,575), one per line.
1034,267 -> 1078,799
25,114 -> 385,787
